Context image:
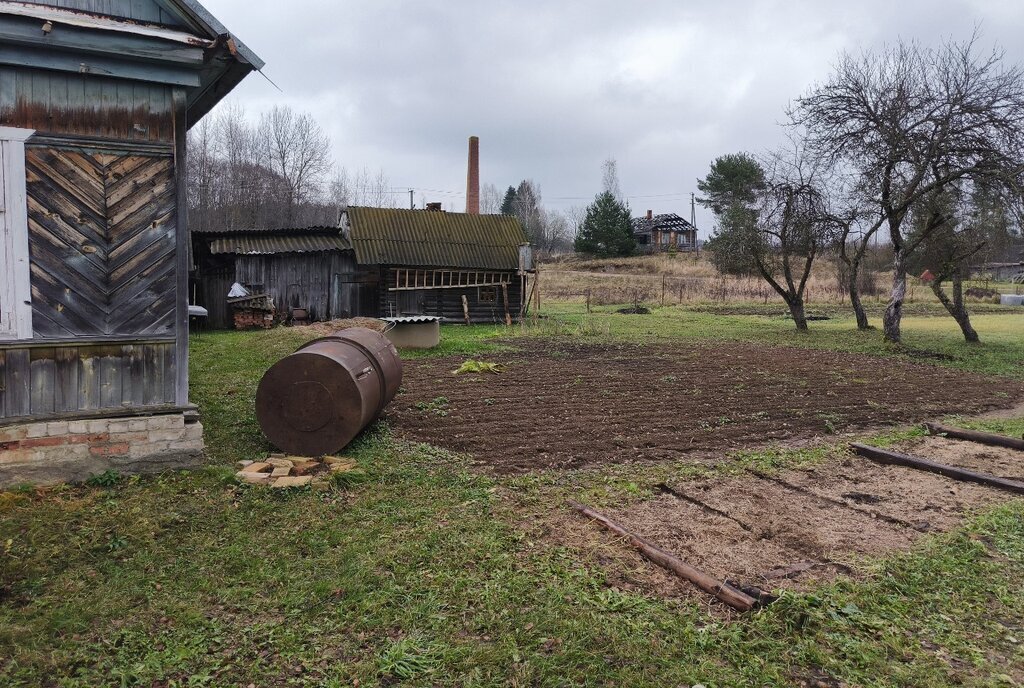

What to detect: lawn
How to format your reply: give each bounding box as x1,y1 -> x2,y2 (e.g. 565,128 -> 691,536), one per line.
2,307 -> 1024,686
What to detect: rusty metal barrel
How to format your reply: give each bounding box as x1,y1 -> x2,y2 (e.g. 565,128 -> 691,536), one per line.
255,327 -> 403,456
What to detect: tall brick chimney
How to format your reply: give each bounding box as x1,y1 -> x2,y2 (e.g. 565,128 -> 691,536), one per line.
646,209 -> 653,220
466,135 -> 480,215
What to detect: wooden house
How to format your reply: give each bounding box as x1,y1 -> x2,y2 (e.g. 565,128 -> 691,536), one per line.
632,211 -> 698,253
0,0 -> 262,487
192,226 -> 378,329
192,209 -> 533,327
342,206 -> 532,324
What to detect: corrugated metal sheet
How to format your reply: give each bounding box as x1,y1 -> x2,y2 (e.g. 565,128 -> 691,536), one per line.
193,225 -> 339,235
346,206 -> 527,270
209,233 -> 352,255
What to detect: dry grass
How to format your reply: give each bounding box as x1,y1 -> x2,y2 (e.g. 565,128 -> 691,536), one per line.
540,254 -> 886,307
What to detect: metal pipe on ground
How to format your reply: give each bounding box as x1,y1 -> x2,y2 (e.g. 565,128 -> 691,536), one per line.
255,327 -> 403,456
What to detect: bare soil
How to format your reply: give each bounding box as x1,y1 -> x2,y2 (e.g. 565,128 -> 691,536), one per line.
546,451 -> 1015,605
390,339 -> 1024,473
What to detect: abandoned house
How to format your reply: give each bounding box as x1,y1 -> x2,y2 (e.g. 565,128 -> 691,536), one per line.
632,211 -> 699,252
0,0 -> 262,487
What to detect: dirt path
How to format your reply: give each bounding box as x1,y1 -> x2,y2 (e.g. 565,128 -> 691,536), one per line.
389,339 -> 1024,473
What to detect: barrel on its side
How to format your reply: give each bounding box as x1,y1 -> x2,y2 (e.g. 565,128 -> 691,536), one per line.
255,327 -> 403,456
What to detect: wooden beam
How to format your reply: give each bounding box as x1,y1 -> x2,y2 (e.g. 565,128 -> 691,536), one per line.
501,282 -> 511,326
0,44 -> 200,87
925,422 -> 1024,451
850,442 -> 1024,495
567,500 -> 757,612
172,89 -> 189,407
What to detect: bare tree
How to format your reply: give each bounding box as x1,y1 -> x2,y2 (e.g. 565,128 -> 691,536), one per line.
479,183 -> 502,214
258,105 -> 332,223
725,141 -> 833,329
795,35 -> 1024,343
602,158 -> 623,202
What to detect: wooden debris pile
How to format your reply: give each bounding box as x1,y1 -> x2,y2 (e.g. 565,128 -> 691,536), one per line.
235,454 -> 358,487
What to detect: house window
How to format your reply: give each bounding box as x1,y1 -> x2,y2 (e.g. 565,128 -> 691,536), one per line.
478,286 -> 497,303
0,127 -> 33,340
660,232 -> 671,244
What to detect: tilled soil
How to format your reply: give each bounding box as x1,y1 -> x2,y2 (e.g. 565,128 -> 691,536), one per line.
390,340 -> 1024,473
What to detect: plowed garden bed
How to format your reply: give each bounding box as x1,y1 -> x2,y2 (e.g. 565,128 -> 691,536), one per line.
390,340 -> 1024,473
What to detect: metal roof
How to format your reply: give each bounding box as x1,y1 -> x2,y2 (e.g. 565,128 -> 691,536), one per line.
209,233 -> 352,255
345,206 -> 527,270
194,225 -> 339,235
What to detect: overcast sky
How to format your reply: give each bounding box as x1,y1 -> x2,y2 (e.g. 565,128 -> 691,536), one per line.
206,0 -> 1024,236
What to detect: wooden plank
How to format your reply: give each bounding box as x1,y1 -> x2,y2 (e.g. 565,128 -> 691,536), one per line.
78,351 -> 100,409
924,422 -> 1024,451
568,500 -> 757,612
142,341 -> 162,405
172,88 -> 187,406
0,351 -> 5,417
54,346 -> 80,412
29,350 -> 56,414
851,443 -> 1024,496
125,344 -> 145,407
3,348 -> 30,417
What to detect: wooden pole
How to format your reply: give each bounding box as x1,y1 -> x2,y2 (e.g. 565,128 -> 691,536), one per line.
532,270 -> 540,325
924,422 -> 1024,451
567,500 -> 757,612
661,274 -> 666,307
586,289 -> 591,314
850,443 -> 1024,495
461,294 -> 470,325
501,282 -> 512,326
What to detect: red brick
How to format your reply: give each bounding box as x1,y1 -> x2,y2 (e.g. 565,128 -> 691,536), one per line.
21,436 -> 66,449
68,433 -> 110,445
0,440 -> 20,451
89,442 -> 130,456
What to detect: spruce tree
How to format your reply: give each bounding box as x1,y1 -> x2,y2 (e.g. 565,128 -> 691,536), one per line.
499,186 -> 516,215
574,191 -> 636,257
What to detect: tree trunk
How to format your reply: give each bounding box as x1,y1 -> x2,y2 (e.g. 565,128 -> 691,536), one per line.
787,296 -> 809,330
848,258 -> 870,330
883,247 -> 907,343
932,275 -> 980,343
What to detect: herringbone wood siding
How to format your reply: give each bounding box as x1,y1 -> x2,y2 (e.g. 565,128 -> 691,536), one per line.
25,145 -> 177,337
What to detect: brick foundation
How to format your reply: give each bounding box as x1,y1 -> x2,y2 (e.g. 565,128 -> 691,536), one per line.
0,412 -> 205,489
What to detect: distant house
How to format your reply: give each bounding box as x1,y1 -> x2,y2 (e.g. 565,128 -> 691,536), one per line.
970,262 -> 1024,283
632,211 -> 698,253
0,0 -> 261,487
192,207 -> 533,327
191,226 -> 374,329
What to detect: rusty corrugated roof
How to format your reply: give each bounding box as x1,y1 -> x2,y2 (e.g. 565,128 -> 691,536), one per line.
346,206 -> 527,270
209,233 -> 352,255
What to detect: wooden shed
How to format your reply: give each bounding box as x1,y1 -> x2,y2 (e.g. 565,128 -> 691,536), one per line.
0,0 -> 262,487
342,206 -> 532,324
192,226 -> 379,329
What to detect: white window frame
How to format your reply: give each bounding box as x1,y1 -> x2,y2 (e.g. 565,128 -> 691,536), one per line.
0,126 -> 34,341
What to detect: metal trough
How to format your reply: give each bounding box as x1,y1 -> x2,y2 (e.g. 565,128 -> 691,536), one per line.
255,327 -> 403,456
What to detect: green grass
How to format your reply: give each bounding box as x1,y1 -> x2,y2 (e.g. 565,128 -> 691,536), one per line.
2,310 -> 1024,686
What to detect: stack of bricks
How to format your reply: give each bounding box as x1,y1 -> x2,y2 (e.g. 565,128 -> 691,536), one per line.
236,454 -> 357,487
233,308 -> 274,330
0,413 -> 205,488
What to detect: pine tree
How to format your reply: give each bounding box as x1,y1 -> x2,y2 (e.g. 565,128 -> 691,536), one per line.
574,191 -> 636,257
499,186 -> 516,215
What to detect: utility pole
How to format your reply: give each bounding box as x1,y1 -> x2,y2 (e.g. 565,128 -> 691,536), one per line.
691,192 -> 699,258
409,189 -> 414,210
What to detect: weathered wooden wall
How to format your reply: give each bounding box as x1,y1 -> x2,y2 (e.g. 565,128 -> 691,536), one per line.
0,67 -> 175,142
235,251 -> 359,323
379,269 -> 525,323
0,340 -> 175,420
25,140 -> 178,337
